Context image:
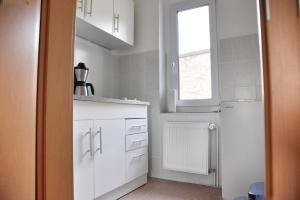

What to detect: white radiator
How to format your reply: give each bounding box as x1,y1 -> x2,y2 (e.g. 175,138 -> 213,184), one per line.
163,122 -> 211,175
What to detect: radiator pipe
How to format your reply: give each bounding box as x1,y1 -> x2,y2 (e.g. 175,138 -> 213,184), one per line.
209,123 -> 219,188
216,126 -> 219,188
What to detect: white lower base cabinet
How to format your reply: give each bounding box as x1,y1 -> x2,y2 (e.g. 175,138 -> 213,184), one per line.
73,100 -> 149,200
126,148 -> 148,182
74,119 -> 126,200
94,119 -> 126,197
73,120 -> 94,200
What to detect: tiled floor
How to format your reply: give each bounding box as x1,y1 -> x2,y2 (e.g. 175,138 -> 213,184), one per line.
119,178 -> 222,200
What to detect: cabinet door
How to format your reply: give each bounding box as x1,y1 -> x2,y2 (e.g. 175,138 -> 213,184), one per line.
113,0 -> 134,45
73,120 -> 94,200
76,0 -> 85,19
125,148 -> 148,182
85,0 -> 114,34
94,119 -> 126,198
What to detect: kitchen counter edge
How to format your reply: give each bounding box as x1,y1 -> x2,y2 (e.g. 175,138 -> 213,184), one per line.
73,95 -> 150,106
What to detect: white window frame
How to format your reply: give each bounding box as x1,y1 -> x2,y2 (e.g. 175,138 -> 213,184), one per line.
169,0 -> 219,107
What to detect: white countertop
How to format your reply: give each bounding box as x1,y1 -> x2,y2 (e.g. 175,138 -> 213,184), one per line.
73,95 -> 150,106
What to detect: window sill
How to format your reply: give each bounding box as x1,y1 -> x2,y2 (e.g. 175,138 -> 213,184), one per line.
162,105 -> 221,114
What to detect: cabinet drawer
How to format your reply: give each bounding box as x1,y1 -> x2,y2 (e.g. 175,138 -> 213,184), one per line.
126,132 -> 148,151
126,148 -> 148,182
125,119 -> 147,135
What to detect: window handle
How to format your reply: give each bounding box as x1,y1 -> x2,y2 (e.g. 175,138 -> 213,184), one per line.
171,62 -> 176,73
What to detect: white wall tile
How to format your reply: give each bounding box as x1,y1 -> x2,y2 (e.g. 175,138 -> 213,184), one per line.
74,37 -> 120,98
219,34 -> 262,101
235,86 -> 257,100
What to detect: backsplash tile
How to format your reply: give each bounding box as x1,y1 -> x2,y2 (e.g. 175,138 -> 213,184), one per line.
219,34 -> 262,101
235,86 -> 257,100
74,37 -> 120,98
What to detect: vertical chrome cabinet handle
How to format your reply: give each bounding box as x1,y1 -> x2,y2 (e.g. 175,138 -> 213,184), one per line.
77,0 -> 84,12
84,0 -> 93,17
113,14 -> 116,32
84,128 -> 93,157
94,127 -> 102,155
117,14 -> 120,32
86,0 -> 93,16
114,14 -> 120,32
99,127 -> 103,154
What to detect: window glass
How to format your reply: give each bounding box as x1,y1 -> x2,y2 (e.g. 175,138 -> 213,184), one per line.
177,6 -> 212,100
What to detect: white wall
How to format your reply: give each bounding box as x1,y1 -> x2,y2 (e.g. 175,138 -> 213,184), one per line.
219,34 -> 262,101
217,0 -> 259,39
221,102 -> 265,200
114,0 -> 160,56
117,0 -> 264,190
75,37 -> 120,98
118,49 -> 220,186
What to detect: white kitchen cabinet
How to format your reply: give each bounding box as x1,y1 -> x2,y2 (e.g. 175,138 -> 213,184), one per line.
126,132 -> 148,151
94,119 -> 126,198
75,0 -> 134,49
76,0 -> 85,19
125,119 -> 148,135
84,0 -> 114,34
73,100 -> 149,200
73,120 -> 94,200
126,147 -> 148,182
113,0 -> 134,45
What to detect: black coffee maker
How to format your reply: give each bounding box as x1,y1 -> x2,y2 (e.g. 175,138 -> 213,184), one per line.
74,63 -> 95,96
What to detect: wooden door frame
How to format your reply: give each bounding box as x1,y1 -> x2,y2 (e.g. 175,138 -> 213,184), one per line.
37,0 -> 76,199
258,0 -> 272,198
35,0 -> 296,199
259,0 -> 300,199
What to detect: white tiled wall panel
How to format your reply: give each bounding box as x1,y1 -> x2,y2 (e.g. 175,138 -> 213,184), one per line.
219,34 -> 262,101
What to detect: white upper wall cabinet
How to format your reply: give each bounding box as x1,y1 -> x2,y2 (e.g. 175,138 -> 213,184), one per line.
85,0 -> 114,34
75,0 -> 134,49
76,0 -> 85,19
113,0 -> 135,46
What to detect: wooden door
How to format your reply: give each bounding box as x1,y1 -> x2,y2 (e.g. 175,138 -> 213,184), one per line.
73,120 -> 94,200
37,0 -> 75,199
93,119 -> 125,198
0,1 -> 41,199
261,0 -> 300,199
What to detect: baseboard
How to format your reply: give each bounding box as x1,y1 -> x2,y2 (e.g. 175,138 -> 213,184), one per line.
95,175 -> 148,200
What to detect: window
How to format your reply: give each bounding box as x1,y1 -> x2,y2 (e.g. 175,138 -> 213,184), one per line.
169,0 -> 219,107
